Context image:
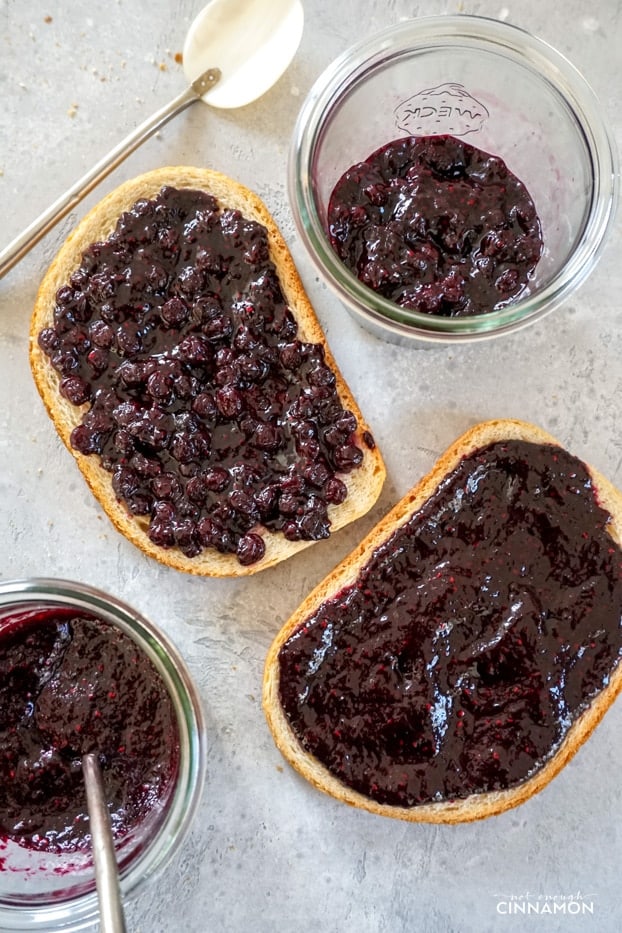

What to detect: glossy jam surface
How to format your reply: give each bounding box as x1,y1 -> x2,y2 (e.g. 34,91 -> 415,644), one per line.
278,440 -> 622,807
0,606 -> 179,853
38,187 -> 368,565
327,135 -> 543,317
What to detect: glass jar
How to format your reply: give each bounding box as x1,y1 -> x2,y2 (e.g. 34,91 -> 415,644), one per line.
289,15 -> 618,345
0,578 -> 206,931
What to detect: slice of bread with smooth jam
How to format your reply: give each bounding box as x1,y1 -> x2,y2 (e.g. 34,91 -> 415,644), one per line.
263,419 -> 622,821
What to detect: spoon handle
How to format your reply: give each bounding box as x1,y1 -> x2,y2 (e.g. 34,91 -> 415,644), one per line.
82,753 -> 127,933
0,68 -> 220,279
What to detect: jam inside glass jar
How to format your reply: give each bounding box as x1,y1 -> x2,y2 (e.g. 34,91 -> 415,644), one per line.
0,605 -> 180,853
327,135 -> 543,317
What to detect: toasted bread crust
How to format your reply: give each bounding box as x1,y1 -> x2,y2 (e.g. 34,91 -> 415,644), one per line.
30,167 -> 386,577
263,419 -> 622,821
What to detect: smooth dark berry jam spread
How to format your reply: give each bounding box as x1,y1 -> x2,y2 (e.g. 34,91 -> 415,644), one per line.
278,440 -> 622,808
0,606 -> 179,853
327,135 -> 543,317
38,186 -> 369,564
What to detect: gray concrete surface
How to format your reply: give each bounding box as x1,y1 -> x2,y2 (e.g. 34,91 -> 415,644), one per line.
1,0 -> 621,930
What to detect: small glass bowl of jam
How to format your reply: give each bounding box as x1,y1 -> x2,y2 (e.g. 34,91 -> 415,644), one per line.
0,578 -> 206,931
289,15 -> 618,345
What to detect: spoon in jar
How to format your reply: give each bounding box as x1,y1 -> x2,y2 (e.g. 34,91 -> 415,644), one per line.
0,0 -> 304,278
82,753 -> 127,933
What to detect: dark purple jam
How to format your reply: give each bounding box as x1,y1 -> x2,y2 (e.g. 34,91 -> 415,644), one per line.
38,187 -> 369,565
278,440 -> 622,807
327,135 -> 543,316
0,607 -> 179,853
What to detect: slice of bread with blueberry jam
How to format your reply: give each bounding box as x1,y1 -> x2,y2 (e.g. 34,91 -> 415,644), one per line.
263,419 -> 622,820
30,167 -> 385,576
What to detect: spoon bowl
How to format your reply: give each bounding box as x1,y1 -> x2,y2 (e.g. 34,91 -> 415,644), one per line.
184,0 -> 304,109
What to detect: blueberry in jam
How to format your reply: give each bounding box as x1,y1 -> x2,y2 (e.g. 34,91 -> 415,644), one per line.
327,135 -> 543,316
0,607 -> 179,853
37,187 -> 370,565
277,440 -> 622,808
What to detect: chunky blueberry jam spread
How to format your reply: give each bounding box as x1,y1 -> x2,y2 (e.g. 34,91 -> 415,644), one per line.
278,440 -> 622,808
38,186 -> 368,565
327,135 -> 543,317
0,607 -> 179,853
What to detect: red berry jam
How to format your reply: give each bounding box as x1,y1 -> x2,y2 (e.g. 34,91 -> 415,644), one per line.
327,135 -> 543,316
37,187 -> 369,565
277,440 -> 622,808
0,606 -> 179,853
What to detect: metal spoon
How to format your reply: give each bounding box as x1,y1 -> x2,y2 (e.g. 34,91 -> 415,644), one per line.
0,0 -> 304,278
82,753 -> 127,933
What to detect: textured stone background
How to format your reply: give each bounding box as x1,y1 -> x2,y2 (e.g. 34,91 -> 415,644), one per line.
0,0 -> 621,930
